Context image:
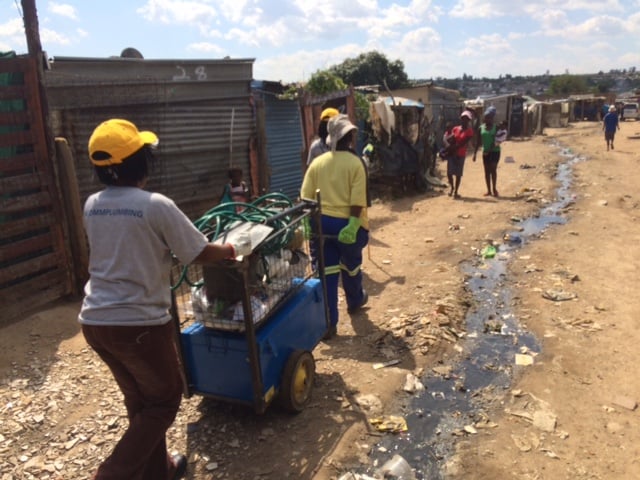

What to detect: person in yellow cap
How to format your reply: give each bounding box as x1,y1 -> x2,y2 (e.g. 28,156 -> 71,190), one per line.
301,114 -> 369,340
78,119 -> 251,480
306,107 -> 340,166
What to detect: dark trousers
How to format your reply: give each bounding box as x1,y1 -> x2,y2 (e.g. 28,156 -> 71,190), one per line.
82,321 -> 183,480
320,215 -> 369,326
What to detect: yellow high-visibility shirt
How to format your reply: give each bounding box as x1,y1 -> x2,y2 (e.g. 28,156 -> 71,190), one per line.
301,150 -> 369,230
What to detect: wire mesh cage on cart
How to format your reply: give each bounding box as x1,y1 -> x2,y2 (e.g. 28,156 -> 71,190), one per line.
171,199 -> 325,333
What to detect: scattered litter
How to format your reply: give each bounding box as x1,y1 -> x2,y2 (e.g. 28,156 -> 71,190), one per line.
377,454 -> 416,480
463,425 -> 478,434
541,449 -> 560,459
542,289 -> 577,301
481,245 -> 497,259
432,365 -> 453,377
403,373 -> 426,393
369,415 -> 408,433
533,410 -> 557,432
520,163 -> 535,169
425,171 -> 448,187
355,394 -> 383,414
507,409 -> 534,422
612,395 -> 638,411
515,353 -> 534,366
503,233 -> 522,245
511,434 -> 533,452
338,473 -> 378,480
504,156 -> 515,163
373,359 -> 400,370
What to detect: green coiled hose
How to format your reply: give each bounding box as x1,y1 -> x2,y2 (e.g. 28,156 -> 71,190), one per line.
171,192 -> 297,290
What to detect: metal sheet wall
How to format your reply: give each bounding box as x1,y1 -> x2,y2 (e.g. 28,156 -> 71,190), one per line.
44,57 -> 254,219
263,95 -> 303,199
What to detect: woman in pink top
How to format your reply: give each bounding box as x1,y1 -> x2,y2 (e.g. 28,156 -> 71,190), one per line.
446,110 -> 475,199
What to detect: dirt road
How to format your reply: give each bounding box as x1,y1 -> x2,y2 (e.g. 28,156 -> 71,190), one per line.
1,120 -> 640,479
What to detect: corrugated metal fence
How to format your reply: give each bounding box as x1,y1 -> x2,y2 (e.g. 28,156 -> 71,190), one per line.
262,92 -> 303,198
45,57 -> 255,220
1,55 -> 257,323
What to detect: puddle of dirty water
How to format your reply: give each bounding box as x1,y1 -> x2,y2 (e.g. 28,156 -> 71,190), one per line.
360,146 -> 584,480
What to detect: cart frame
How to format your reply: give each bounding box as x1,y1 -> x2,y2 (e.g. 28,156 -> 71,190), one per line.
171,197 -> 330,413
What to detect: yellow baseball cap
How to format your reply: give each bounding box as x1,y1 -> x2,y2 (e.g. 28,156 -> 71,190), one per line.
320,107 -> 340,121
89,119 -> 158,166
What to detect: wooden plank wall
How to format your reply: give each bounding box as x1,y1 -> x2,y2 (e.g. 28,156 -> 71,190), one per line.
0,56 -> 72,323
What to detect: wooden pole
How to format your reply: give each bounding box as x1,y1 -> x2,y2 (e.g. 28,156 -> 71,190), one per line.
22,0 -> 77,296
21,0 -> 43,58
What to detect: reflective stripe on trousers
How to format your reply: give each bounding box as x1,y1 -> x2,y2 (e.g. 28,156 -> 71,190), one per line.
319,215 -> 368,326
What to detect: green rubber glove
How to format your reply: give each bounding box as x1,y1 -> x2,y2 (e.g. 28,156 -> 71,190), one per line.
338,216 -> 360,244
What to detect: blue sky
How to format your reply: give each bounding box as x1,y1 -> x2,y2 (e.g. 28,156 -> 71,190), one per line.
1,1 -> 639,83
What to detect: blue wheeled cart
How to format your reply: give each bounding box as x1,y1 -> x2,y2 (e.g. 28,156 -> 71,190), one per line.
171,199 -> 330,413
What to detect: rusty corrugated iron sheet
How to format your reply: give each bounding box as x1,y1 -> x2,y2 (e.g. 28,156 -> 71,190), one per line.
44,57 -> 255,219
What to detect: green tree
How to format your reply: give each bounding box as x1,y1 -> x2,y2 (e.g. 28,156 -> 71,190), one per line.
305,70 -> 347,95
328,51 -> 409,89
303,70 -> 370,121
548,74 -> 589,96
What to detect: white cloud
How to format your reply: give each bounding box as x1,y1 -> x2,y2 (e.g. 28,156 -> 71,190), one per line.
389,27 -> 446,79
0,18 -> 26,53
39,27 -> 72,46
0,18 -> 24,37
216,0 -> 255,23
137,0 -> 218,25
48,2 -> 79,20
187,42 -> 225,55
254,43 -> 366,82
459,33 -> 514,57
226,18 -> 291,47
530,9 -> 569,30
541,15 -> 628,38
450,0 -> 626,19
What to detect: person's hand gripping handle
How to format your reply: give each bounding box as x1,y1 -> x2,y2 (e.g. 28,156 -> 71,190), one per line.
226,232 -> 252,259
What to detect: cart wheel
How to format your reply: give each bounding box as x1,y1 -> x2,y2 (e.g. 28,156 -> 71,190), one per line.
278,350 -> 315,413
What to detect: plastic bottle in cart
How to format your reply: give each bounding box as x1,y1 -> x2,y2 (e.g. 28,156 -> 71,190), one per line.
263,250 -> 292,278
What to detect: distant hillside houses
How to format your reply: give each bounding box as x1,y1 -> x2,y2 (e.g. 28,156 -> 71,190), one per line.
421,70 -> 640,101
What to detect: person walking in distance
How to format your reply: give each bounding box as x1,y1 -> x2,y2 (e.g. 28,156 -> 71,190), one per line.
446,110 -> 475,199
301,114 -> 369,340
603,105 -> 620,151
79,119 -> 251,480
473,106 -> 503,197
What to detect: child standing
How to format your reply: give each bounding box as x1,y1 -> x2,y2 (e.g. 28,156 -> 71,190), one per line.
439,122 -> 455,161
495,121 -> 508,146
221,167 -> 250,212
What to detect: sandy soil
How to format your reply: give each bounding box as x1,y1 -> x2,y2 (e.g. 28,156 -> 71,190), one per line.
2,119 -> 640,480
